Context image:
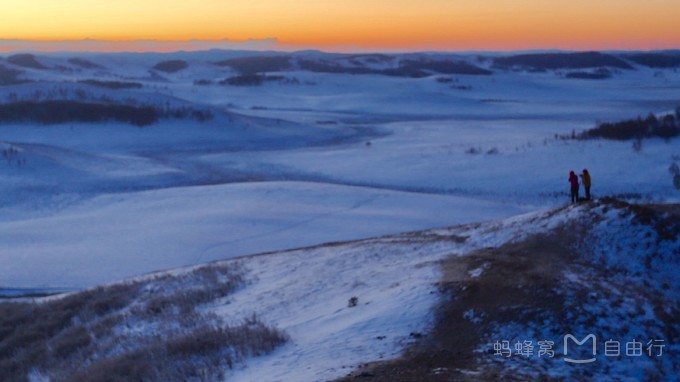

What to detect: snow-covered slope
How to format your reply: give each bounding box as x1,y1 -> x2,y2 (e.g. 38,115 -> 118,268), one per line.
0,181 -> 531,288
222,199 -> 680,382
2,199 -> 676,381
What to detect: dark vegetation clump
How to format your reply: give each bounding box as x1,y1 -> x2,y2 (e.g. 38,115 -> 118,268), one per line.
579,110 -> 680,140
6,54 -> 48,70
222,74 -> 267,86
78,79 -> 143,89
67,58 -> 104,69
215,55 -> 291,75
220,74 -> 288,86
298,58 -> 491,77
625,53 -> 680,68
436,77 -> 456,83
153,60 -> 189,73
0,263 -> 288,381
493,51 -> 633,70
162,105 -> 214,122
0,100 -> 159,127
0,87 -> 214,126
670,163 -> 680,190
396,60 -> 492,76
343,53 -> 394,66
0,65 -> 27,86
298,59 -> 374,75
465,146 -> 482,155
565,68 -> 612,79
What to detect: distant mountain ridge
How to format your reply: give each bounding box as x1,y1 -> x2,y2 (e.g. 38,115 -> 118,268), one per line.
2,50 -> 679,80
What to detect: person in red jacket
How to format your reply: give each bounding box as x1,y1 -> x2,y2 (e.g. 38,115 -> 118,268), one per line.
569,170 -> 579,203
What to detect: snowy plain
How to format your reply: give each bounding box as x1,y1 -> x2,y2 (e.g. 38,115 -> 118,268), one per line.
1,52 -> 678,286
0,181 -> 530,288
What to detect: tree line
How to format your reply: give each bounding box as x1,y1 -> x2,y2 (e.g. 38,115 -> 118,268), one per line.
0,100 -> 214,127
580,108 -> 680,140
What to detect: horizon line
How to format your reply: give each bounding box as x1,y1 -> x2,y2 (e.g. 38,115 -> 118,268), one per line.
0,39 -> 678,55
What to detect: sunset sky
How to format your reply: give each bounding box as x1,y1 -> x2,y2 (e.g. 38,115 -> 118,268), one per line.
0,0 -> 678,52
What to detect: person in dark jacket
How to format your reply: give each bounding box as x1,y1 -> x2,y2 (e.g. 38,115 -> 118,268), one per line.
580,169 -> 592,200
569,170 -> 579,203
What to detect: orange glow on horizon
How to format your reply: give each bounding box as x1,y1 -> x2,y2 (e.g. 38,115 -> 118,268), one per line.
0,1 -> 678,52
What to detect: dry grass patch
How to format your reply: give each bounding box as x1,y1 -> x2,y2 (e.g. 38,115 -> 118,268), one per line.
0,262 -> 287,382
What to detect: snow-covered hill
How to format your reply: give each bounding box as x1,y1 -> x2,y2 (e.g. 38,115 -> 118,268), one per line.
0,49 -> 678,380
1,199 -> 677,381
1,50 -> 678,288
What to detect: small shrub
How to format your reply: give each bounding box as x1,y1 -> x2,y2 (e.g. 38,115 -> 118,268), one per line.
221,74 -> 287,86
88,314 -> 125,339
61,350 -> 155,382
141,265 -> 244,317
165,326 -> 231,357
51,326 -> 91,359
669,163 -> 679,176
632,138 -> 643,152
68,58 -> 103,69
565,69 -> 611,79
86,283 -> 140,317
0,65 -> 27,86
436,77 -> 456,83
78,80 -> 143,89
348,297 -> 359,308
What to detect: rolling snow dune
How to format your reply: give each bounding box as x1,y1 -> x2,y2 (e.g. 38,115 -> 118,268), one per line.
0,181 -> 532,288
202,119 -> 680,203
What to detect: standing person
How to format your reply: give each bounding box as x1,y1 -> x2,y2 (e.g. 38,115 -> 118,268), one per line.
581,169 -> 592,201
569,170 -> 579,203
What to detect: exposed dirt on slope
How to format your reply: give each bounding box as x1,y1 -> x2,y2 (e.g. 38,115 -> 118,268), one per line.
338,231 -> 576,382
337,201 -> 679,381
